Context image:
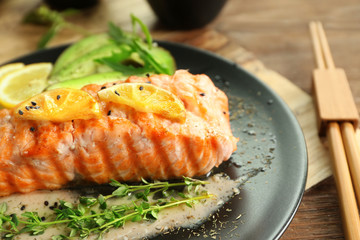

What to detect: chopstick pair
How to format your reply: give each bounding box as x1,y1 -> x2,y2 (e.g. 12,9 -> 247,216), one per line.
309,21 -> 360,239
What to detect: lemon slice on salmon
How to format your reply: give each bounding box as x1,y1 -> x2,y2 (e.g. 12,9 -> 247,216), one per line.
14,88 -> 101,122
98,83 -> 186,123
0,63 -> 52,108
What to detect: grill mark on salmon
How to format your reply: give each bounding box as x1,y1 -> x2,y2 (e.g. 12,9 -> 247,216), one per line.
75,119 -> 114,183
172,135 -> 187,176
151,131 -> 171,180
73,121 -> 94,182
198,137 -> 212,176
29,124 -> 65,188
0,70 -> 238,196
110,119 -> 134,181
182,136 -> 198,177
124,131 -> 140,181
103,118 -> 122,180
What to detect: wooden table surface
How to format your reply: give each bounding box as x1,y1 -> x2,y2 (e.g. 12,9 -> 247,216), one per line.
1,0 -> 360,239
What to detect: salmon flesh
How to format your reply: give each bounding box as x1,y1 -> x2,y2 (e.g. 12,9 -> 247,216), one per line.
0,70 -> 238,197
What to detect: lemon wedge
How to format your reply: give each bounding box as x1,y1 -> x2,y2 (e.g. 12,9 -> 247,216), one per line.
0,63 -> 25,108
98,83 -> 186,123
0,63 -> 52,108
0,63 -> 25,78
14,88 -> 101,122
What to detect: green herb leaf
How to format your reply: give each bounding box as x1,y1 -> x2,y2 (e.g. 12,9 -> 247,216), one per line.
0,202 -> 7,214
132,39 -> 171,75
10,214 -> 19,227
150,209 -> 159,219
141,178 -> 150,184
52,235 -> 67,240
104,19 -> 173,75
98,195 -> 107,210
177,192 -> 187,198
131,214 -> 142,222
77,204 -> 86,216
131,14 -> 152,49
79,196 -> 97,207
109,179 -> 122,187
108,22 -> 132,45
112,185 -> 129,197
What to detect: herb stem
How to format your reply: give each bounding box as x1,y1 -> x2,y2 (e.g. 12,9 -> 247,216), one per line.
97,194 -> 214,231
18,218 -> 71,226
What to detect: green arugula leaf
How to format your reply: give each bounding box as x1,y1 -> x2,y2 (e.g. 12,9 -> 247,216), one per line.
131,14 -> 152,49
108,22 -> 133,45
132,39 -> 171,75
103,18 -> 173,75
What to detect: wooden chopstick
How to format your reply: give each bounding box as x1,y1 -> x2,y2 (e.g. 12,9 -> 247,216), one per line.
315,21 -> 336,69
309,21 -> 360,240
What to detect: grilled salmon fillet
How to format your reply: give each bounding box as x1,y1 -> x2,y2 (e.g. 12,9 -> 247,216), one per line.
0,70 -> 238,197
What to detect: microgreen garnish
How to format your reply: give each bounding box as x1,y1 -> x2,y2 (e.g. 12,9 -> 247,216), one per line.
96,14 -> 173,76
0,177 -> 212,239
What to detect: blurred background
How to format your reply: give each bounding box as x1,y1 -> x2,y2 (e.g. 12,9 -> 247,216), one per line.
0,0 -> 359,99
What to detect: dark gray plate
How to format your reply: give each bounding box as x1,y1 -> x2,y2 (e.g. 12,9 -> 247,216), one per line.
6,41 -> 307,240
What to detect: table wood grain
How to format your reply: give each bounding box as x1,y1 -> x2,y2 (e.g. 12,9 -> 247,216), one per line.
1,0 -> 359,239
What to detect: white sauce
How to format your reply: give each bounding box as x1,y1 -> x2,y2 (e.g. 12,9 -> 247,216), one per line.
0,174 -> 240,240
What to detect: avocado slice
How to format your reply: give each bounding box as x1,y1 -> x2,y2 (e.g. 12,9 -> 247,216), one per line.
49,29 -> 176,88
49,43 -> 132,84
52,34 -> 110,76
146,45 -> 176,74
47,71 -> 128,90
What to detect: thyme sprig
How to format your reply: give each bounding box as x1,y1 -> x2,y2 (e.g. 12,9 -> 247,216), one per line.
0,177 -> 212,240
